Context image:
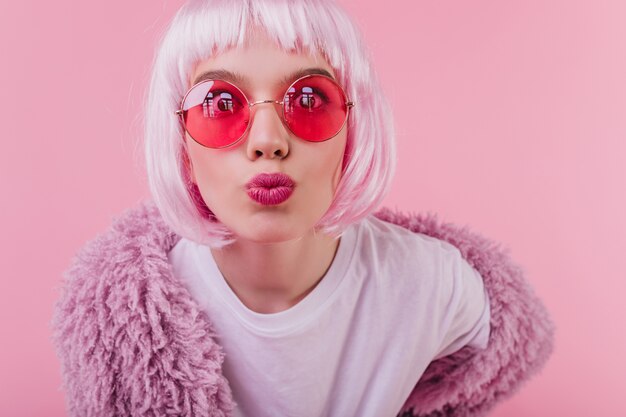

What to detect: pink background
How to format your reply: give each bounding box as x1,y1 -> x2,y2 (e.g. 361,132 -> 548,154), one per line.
1,0 -> 624,415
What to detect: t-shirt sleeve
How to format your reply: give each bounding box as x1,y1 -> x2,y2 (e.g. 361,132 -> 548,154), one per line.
432,245 -> 491,360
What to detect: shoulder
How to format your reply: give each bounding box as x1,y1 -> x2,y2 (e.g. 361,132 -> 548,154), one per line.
50,200 -> 233,414
359,212 -> 462,267
63,200 -> 179,284
359,209 -> 489,310
51,199 -> 182,347
52,198 -> 185,315
352,214 -> 465,304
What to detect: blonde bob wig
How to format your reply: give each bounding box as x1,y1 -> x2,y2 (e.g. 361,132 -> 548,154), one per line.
144,0 -> 396,248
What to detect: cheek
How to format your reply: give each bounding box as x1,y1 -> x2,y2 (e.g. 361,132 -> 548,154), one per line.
303,134 -> 347,198
328,135 -> 348,190
332,157 -> 343,190
186,141 -> 231,200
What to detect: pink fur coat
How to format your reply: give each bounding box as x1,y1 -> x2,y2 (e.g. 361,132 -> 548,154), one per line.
51,200 -> 555,416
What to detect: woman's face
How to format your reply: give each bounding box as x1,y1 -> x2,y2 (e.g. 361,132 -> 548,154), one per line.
185,31 -> 348,244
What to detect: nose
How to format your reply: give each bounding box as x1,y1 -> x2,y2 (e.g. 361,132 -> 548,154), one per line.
245,102 -> 290,160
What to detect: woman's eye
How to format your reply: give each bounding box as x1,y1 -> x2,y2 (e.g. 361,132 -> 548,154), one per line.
201,91 -> 242,117
217,95 -> 234,111
299,93 -> 318,109
291,88 -> 328,111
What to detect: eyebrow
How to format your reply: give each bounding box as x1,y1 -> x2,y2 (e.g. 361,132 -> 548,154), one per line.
191,67 -> 336,87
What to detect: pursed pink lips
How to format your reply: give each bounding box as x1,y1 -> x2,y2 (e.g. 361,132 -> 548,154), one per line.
245,172 -> 295,205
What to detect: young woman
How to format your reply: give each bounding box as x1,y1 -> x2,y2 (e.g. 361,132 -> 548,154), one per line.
52,1 -> 555,416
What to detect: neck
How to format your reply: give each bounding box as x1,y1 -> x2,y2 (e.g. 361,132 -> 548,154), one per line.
210,231 -> 341,314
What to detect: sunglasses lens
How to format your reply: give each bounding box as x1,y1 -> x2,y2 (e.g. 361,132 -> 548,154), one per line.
181,79 -> 249,148
283,75 -> 349,142
180,75 -> 350,147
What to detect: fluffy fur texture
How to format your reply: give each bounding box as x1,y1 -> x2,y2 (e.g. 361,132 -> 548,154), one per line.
50,200 -> 555,416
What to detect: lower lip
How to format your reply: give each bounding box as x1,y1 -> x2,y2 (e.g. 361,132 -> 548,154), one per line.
247,186 -> 294,205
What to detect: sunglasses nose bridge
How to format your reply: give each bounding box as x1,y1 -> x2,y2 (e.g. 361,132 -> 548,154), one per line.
248,99 -> 283,108
247,99 -> 287,124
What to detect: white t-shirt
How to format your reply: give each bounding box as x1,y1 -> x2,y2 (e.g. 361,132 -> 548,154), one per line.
167,215 -> 490,417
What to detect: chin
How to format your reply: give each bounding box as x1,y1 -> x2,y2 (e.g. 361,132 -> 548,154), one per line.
236,230 -> 302,245
232,221 -> 309,245
215,204 -> 327,244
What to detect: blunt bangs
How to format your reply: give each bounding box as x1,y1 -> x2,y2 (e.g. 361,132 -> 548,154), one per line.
144,0 -> 396,247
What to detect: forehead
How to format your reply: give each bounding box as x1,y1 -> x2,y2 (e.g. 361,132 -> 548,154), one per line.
189,31 -> 336,89
191,67 -> 336,90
